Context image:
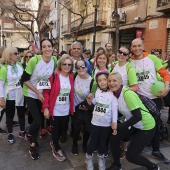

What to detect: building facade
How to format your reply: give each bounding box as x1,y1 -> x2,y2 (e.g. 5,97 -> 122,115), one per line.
0,0 -> 33,50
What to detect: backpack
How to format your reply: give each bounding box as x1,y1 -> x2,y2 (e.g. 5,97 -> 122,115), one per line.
159,122 -> 168,141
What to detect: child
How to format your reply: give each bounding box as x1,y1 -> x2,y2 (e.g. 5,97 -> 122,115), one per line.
85,70 -> 118,170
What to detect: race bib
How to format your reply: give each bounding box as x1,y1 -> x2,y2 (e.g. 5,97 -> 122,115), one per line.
93,103 -> 109,116
56,94 -> 69,105
15,81 -> 21,89
37,79 -> 51,90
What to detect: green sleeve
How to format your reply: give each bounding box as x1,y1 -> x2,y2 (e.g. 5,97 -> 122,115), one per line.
91,80 -> 97,94
0,66 -> 7,81
25,56 -> 38,75
148,54 -> 163,71
123,88 -> 140,111
90,59 -> 94,63
52,56 -> 57,69
126,63 -> 138,86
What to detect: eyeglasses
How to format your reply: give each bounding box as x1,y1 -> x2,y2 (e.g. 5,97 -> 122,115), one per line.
118,50 -> 128,56
75,65 -> 86,70
25,55 -> 33,58
62,63 -> 72,67
13,52 -> 19,55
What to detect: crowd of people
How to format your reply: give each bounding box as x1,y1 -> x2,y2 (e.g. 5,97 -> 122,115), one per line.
0,38 -> 170,170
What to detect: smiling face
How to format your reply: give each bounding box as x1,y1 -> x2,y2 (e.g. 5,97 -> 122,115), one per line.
131,38 -> 144,59
97,74 -> 108,90
75,60 -> 87,76
117,47 -> 129,63
108,73 -> 122,92
61,58 -> 73,75
41,40 -> 53,58
96,54 -> 108,69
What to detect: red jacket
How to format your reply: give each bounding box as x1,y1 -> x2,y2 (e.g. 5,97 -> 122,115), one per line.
42,71 -> 74,117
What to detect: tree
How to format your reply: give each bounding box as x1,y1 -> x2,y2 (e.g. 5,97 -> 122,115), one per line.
0,0 -> 51,41
59,0 -> 90,41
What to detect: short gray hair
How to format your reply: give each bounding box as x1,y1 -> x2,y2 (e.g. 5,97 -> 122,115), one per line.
109,72 -> 123,82
71,41 -> 83,50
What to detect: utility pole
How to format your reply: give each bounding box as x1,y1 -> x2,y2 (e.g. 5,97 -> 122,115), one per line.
114,0 -> 119,55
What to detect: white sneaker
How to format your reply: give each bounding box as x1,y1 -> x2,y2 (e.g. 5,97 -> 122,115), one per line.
85,153 -> 94,170
97,154 -> 106,170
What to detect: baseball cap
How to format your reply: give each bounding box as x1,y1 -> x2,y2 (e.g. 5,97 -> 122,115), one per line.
83,48 -> 91,54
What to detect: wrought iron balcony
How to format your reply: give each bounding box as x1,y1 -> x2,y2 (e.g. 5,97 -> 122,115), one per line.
70,10 -> 107,33
156,0 -> 170,13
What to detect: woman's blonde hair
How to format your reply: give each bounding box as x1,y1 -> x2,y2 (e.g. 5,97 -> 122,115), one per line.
23,50 -> 34,62
109,72 -> 123,82
57,54 -> 74,73
1,47 -> 18,64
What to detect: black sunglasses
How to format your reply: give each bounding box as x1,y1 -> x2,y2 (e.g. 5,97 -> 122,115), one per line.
118,50 -> 128,56
25,55 -> 33,58
75,65 -> 86,70
62,63 -> 72,67
13,52 -> 19,55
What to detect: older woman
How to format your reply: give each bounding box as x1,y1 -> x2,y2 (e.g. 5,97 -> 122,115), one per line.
42,54 -> 74,162
22,50 -> 33,70
21,39 -> 57,160
107,72 -> 158,170
0,47 -> 25,144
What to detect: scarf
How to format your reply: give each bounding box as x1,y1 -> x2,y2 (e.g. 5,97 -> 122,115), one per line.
113,84 -> 123,98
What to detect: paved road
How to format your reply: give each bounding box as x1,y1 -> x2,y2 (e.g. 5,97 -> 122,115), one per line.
0,108 -> 170,170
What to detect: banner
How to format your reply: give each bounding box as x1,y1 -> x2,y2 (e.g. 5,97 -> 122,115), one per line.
34,32 -> 40,50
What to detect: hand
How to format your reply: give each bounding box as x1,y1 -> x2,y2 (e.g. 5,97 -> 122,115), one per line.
44,108 -> 50,119
79,105 -> 88,110
157,88 -> 169,97
0,98 -> 6,109
112,129 -> 117,135
86,93 -> 94,105
38,93 -> 44,103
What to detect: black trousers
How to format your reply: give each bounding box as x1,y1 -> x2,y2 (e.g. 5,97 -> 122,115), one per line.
72,105 -> 92,146
25,97 -> 42,143
6,100 -> 25,133
110,126 -> 155,169
87,124 -> 111,155
151,98 -> 162,151
50,115 -> 69,151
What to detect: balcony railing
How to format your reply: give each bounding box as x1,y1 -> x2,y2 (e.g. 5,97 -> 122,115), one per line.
61,24 -> 70,34
70,10 -> 107,33
156,0 -> 170,13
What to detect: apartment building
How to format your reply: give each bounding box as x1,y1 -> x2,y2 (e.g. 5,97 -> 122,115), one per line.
0,0 -> 33,50
59,0 -> 170,59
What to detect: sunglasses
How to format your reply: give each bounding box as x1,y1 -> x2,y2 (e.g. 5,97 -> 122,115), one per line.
118,50 -> 128,56
25,56 -> 33,58
62,63 -> 72,67
13,52 -> 19,55
75,65 -> 86,70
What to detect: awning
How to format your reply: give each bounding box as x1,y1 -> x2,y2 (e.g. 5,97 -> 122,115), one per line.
102,23 -> 146,33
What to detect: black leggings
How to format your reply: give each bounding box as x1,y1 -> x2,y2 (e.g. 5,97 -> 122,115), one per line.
87,124 -> 111,155
110,127 -> 155,169
50,115 -> 69,151
6,100 -> 25,133
25,97 -> 42,143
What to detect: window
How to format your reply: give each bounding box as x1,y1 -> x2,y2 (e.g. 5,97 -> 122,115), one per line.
121,0 -> 139,6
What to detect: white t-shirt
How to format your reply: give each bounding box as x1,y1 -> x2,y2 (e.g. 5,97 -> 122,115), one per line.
91,89 -> 118,127
53,74 -> 71,116
74,75 -> 91,107
130,57 -> 158,99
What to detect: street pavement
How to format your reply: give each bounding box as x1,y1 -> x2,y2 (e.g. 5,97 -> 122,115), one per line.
0,108 -> 170,170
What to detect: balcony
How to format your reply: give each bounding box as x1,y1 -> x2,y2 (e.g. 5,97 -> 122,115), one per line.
61,24 -> 71,35
156,0 -> 170,13
70,10 -> 107,33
